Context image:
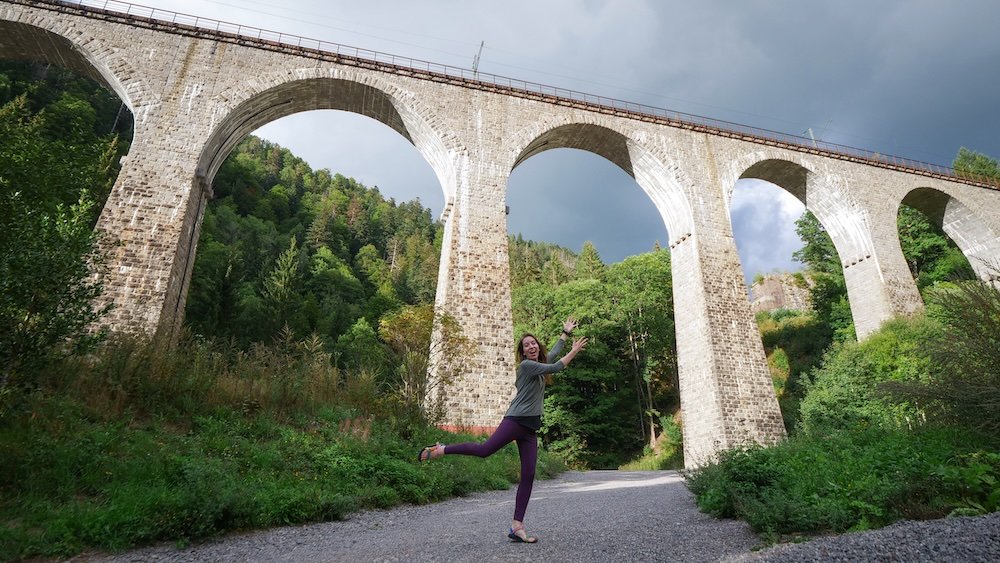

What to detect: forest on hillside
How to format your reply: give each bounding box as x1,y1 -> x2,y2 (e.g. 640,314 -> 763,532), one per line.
187,137 -> 679,468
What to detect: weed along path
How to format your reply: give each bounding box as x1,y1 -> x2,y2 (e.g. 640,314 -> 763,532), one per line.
74,470 -> 758,562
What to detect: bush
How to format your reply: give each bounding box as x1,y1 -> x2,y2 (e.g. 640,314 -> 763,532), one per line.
685,426 -> 992,538
619,414 -> 683,470
756,310 -> 831,431
0,94 -> 118,399
898,278 -> 1000,439
797,316 -> 938,436
0,338 -> 567,560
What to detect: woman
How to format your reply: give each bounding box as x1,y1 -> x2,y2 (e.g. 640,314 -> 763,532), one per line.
418,317 -> 588,544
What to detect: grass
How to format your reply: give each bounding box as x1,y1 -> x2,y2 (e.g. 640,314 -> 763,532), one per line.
0,334 -> 566,560
684,425 -> 999,543
619,415 -> 684,470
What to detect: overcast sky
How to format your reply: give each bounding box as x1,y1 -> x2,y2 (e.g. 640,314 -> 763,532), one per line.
125,0 -> 1000,283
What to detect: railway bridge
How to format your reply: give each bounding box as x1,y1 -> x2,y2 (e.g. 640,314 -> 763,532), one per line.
3,0 -> 999,466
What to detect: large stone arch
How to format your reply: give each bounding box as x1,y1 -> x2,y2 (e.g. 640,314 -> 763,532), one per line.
901,187 -> 1000,281
724,151 -> 918,337
508,119 -> 693,244
160,68 -> 464,342
0,14 -> 152,114
728,153 -> 874,267
507,121 -> 784,466
197,68 -> 459,204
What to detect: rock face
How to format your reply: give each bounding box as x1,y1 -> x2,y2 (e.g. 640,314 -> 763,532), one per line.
750,273 -> 813,314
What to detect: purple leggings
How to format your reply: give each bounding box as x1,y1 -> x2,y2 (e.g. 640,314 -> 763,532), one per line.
443,417 -> 538,521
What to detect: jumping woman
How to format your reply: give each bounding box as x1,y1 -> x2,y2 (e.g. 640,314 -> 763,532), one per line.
417,317 -> 588,544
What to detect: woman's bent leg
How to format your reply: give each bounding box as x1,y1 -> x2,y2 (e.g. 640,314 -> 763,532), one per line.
512,432 -> 538,521
444,418 -> 522,458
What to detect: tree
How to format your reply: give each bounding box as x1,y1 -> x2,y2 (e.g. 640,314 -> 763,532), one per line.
884,271 -> 1000,439
792,211 -> 853,341
793,211 -> 839,275
0,92 -> 117,391
605,250 -> 676,449
541,256 -> 571,286
896,205 -> 971,289
379,304 -> 469,422
261,237 -> 302,331
575,241 -> 605,281
335,317 -> 387,376
953,147 -> 1000,182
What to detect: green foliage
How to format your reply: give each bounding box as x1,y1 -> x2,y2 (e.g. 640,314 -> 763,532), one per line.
886,277 -> 1000,439
793,211 -> 840,275
693,254 -> 1000,541
335,317 -> 386,376
0,62 -> 129,396
933,451 -> 1000,517
756,310 -> 830,431
791,212 -> 855,342
953,147 -> 1000,182
507,234 -> 576,288
185,138 -> 442,356
0,337 -> 565,559
619,414 -> 683,470
798,316 -> 938,436
685,425 -> 992,538
378,305 -> 471,423
574,241 -> 606,281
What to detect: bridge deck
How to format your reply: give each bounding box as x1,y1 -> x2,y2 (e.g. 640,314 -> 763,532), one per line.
12,0 -> 998,190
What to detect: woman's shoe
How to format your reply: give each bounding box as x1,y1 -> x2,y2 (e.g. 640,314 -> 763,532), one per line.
507,525 -> 538,543
417,443 -> 442,462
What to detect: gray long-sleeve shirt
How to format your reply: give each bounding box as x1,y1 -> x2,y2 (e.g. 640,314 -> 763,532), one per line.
505,337 -> 566,418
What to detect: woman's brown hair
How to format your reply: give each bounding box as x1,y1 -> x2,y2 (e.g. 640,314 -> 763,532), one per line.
516,333 -> 548,364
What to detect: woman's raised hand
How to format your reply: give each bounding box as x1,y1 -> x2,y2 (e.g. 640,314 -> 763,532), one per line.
563,317 -> 578,334
571,336 -> 588,353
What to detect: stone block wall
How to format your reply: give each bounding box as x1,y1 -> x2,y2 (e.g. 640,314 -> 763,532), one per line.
751,274 -> 812,314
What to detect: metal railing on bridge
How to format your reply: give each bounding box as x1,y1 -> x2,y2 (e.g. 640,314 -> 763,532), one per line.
18,0 -> 1000,190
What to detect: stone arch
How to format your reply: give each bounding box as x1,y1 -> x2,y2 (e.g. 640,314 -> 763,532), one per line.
0,15 -> 152,113
901,187 -> 1000,281
508,119 -> 694,245
196,68 -> 459,204
731,152 -> 875,269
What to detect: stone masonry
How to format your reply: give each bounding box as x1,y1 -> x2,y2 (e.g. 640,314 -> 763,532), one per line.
4,0 -> 1000,467
751,274 -> 812,314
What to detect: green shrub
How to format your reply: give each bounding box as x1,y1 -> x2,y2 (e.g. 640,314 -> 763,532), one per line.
685,426 -> 990,538
898,279 -> 1000,439
756,310 -> 832,431
0,337 -> 566,561
798,316 -> 937,436
934,451 -> 1000,516
619,415 -> 683,470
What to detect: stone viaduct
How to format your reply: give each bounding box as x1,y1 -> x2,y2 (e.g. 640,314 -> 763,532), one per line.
3,0 -> 1000,467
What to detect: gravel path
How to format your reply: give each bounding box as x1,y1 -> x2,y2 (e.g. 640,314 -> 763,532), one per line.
69,470 -> 757,562
727,511 -> 1000,562
67,470 -> 1000,562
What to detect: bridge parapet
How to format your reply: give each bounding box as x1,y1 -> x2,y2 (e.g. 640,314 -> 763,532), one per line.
10,0 -> 1000,191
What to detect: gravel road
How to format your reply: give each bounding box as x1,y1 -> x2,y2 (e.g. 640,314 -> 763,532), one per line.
68,470 -> 999,562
